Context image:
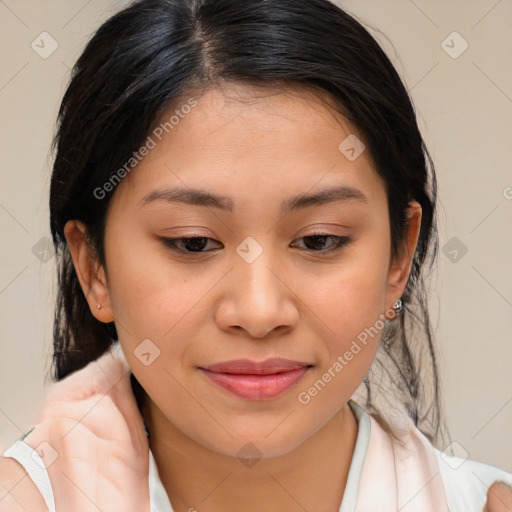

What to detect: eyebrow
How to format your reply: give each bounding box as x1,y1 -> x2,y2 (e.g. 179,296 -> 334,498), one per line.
138,185 -> 367,213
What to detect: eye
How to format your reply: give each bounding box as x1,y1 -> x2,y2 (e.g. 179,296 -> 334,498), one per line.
291,233 -> 352,253
160,233 -> 352,256
160,236 -> 223,254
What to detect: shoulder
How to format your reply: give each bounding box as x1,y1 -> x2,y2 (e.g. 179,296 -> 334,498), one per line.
434,447 -> 512,511
0,455 -> 48,512
360,404 -> 512,511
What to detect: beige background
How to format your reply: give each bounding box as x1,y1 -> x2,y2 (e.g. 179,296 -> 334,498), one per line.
1,0 -> 511,472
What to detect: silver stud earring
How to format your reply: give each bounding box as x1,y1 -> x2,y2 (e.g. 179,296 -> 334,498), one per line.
392,299 -> 403,313
97,304 -> 102,310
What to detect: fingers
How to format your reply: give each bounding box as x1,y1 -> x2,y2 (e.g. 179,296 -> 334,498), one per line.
484,481 -> 512,512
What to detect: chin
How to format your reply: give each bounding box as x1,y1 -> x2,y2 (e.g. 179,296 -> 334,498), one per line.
196,425 -> 311,461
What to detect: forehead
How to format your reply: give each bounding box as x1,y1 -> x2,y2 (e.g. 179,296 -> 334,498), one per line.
155,83 -> 361,154
111,83 -> 384,211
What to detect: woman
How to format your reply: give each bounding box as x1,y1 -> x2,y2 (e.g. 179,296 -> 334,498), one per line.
1,0 -> 511,510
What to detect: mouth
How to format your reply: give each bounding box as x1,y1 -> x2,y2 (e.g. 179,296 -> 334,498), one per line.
198,358 -> 313,400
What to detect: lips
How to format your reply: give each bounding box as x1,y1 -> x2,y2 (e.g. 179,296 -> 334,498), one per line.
199,358 -> 312,400
202,358 -> 311,374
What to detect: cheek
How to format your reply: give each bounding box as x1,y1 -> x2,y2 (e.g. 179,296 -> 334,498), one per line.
301,247 -> 390,341
294,242 -> 390,390
294,289 -> 385,419
105,234 -> 204,337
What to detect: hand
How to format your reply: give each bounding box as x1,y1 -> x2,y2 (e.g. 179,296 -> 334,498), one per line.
483,481 -> 512,512
23,350 -> 150,512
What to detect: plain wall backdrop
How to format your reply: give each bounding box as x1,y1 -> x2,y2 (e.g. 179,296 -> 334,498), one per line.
1,0 -> 511,471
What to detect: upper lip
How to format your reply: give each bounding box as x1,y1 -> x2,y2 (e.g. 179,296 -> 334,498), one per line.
200,358 -> 312,375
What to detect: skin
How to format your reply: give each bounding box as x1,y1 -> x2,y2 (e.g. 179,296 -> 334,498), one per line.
484,482 -> 512,512
64,82 -> 432,512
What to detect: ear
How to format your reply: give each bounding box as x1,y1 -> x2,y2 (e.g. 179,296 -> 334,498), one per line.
385,201 -> 422,319
63,219 -> 114,323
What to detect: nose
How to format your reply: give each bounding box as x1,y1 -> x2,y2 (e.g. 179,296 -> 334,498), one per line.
215,250 -> 299,339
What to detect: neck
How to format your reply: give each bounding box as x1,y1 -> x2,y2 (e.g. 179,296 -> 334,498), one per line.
142,400 -> 358,512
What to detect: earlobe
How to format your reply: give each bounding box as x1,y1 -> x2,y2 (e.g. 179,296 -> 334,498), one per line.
385,201 -> 422,316
63,219 -> 114,323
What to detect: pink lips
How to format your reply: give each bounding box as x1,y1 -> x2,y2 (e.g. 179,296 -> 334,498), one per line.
199,358 -> 312,400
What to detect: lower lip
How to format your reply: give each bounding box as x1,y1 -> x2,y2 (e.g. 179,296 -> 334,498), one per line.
199,367 -> 310,400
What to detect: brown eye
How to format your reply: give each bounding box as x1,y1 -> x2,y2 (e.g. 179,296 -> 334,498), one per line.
291,235 -> 352,253
160,237 -> 223,253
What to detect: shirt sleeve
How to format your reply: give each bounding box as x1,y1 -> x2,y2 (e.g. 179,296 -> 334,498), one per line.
2,432 -> 56,512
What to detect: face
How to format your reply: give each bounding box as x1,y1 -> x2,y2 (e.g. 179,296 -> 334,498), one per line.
66,83 -> 421,458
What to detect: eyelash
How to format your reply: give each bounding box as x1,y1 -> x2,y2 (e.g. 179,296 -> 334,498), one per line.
160,233 -> 353,256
